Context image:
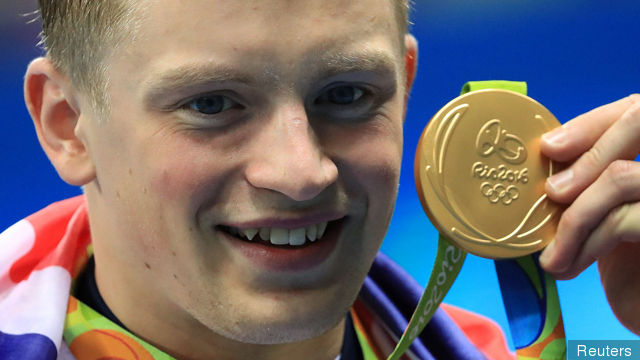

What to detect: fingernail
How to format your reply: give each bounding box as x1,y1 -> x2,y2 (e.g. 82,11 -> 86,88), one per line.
542,127 -> 566,146
539,241 -> 554,266
539,240 -> 570,273
547,169 -> 574,193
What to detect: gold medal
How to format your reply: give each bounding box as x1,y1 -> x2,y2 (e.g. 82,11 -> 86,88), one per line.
415,89 -> 562,259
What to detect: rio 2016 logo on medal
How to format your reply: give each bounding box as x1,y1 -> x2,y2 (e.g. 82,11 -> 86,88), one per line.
415,89 -> 562,259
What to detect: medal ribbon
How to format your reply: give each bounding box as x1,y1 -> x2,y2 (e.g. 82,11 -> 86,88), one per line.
388,81 -> 566,360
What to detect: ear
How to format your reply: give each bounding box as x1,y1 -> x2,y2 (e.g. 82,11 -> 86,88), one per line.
24,58 -> 96,186
403,34 -> 418,117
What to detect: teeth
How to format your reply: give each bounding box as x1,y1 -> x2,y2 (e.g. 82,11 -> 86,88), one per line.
269,228 -> 289,245
289,228 -> 306,246
306,224 -> 317,242
227,221 -> 330,246
242,228 -> 258,241
317,222 -> 327,238
259,227 -> 271,241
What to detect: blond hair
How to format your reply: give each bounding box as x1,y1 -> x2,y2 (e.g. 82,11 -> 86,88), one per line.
37,0 -> 411,116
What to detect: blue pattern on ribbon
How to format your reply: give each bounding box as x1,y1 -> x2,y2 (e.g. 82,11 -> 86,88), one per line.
495,256 -> 547,348
0,330 -> 58,360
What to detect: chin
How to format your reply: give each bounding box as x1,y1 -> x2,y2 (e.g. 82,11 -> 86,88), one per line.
195,294 -> 352,345
236,319 -> 340,345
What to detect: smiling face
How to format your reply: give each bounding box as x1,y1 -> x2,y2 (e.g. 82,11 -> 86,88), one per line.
73,0 -> 413,356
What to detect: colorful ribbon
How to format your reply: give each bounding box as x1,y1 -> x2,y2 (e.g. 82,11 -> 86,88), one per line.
388,81 -> 566,360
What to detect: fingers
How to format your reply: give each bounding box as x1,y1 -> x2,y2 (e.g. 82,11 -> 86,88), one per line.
540,160 -> 640,278
597,241 -> 640,335
544,96 -> 640,203
575,203 -> 640,276
541,94 -> 639,162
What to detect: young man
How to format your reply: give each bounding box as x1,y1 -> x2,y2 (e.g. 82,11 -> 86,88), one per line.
1,0 -> 638,359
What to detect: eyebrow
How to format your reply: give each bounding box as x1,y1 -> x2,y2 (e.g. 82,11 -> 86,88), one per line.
143,49 -> 399,106
311,49 -> 399,79
143,64 -> 261,106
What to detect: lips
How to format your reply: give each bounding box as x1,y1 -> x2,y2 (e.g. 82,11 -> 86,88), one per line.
217,218 -> 344,271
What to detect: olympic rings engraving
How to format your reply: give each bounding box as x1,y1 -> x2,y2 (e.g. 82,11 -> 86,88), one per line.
480,182 -> 520,205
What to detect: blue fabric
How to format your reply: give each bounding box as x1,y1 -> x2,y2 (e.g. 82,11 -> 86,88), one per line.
495,258 -> 545,348
0,331 -> 58,360
341,312 -> 364,360
360,276 -> 435,359
363,253 -> 487,360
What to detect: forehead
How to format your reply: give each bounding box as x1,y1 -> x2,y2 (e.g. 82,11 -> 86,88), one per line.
137,0 -> 399,39
112,0 -> 402,83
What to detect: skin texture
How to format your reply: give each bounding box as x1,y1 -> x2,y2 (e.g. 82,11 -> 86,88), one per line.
25,1 -> 418,359
539,94 -> 640,335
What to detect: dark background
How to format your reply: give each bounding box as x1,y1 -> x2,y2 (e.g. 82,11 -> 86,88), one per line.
1,0 -> 638,347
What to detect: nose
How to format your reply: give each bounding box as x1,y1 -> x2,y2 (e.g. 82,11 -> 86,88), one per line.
245,104 -> 338,201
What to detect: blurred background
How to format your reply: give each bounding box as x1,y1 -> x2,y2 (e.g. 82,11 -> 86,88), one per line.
1,0 -> 638,349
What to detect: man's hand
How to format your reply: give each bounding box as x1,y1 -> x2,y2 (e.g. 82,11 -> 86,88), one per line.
538,94 -> 640,335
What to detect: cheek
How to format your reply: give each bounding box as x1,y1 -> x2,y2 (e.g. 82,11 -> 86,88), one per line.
359,150 -> 401,217
335,129 -> 402,269
149,162 -> 205,200
141,125 -> 254,207
352,153 -> 401,201
146,140 -> 228,204
356,126 -> 403,218
335,122 -> 403,195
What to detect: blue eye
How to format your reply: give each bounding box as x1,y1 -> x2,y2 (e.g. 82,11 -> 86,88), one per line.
186,95 -> 235,115
318,85 -> 364,105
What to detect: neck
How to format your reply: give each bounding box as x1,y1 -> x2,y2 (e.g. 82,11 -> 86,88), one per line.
92,251 -> 346,360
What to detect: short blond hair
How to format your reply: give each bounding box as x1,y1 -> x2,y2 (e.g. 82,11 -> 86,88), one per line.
38,1 -> 141,117
37,0 -> 411,116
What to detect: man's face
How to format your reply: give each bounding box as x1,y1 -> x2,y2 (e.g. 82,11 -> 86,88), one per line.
80,0 -> 408,345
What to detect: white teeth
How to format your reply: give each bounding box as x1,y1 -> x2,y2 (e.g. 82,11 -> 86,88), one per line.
259,227 -> 271,241
317,222 -> 328,238
289,228 -> 306,246
242,228 -> 258,241
306,224 -> 317,242
269,228 -> 289,245
227,221 -> 331,246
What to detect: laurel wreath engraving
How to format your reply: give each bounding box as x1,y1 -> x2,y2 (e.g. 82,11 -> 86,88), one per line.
425,106 -> 555,249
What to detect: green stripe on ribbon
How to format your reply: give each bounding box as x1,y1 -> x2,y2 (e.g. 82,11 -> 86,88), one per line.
386,235 -> 466,360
